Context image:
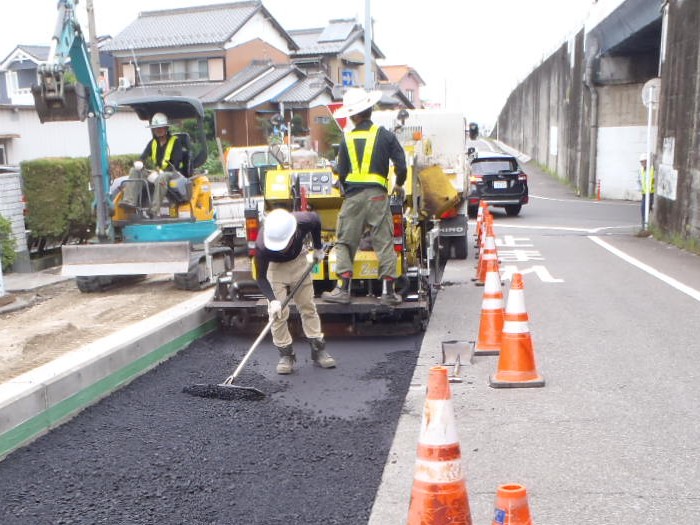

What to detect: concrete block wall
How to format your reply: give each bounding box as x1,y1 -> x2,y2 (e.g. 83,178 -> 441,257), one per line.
0,171 -> 29,271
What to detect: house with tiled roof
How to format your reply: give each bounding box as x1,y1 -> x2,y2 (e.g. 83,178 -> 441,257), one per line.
381,65 -> 425,108
103,1 -> 339,149
289,18 -> 387,91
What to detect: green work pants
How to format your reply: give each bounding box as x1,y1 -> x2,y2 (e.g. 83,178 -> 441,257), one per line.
121,168 -> 173,216
267,251 -> 323,348
334,186 -> 398,279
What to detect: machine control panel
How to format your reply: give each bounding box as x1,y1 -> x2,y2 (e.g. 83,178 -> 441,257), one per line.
295,171 -> 334,196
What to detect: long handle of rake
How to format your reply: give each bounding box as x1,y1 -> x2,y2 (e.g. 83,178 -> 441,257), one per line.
223,258 -> 318,384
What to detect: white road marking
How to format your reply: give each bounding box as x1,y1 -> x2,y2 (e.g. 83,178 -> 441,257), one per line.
588,236 -> 700,303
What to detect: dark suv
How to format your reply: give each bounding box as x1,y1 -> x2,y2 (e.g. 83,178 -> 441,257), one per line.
466,152 -> 528,217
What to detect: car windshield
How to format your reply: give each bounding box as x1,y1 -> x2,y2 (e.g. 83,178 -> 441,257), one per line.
471,159 -> 517,175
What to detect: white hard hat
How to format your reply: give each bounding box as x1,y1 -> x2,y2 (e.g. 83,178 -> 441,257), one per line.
148,112 -> 170,128
263,209 -> 297,251
639,153 -> 648,162
333,87 -> 382,118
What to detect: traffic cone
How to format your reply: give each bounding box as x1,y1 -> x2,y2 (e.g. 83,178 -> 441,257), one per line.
407,366 -> 473,525
474,201 -> 488,250
489,274 -> 545,388
473,258 -> 505,356
491,484 -> 534,525
475,223 -> 498,285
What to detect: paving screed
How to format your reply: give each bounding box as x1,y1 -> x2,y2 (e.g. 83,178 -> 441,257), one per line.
0,330 -> 422,525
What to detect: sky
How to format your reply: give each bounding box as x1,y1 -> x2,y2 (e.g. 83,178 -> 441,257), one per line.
1,0 -> 597,127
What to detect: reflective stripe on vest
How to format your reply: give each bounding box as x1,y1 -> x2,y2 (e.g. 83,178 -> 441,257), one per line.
151,135 -> 177,170
345,125 -> 387,188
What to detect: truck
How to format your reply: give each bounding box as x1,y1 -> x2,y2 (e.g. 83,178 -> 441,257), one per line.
207,108 -> 466,334
32,0 -> 233,292
372,109 -> 471,260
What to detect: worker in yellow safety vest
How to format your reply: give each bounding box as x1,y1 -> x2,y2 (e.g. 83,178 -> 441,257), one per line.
322,87 -> 407,306
120,112 -> 185,217
638,152 -> 656,226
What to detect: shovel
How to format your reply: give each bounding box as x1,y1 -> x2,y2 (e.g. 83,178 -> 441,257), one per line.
183,257 -> 318,401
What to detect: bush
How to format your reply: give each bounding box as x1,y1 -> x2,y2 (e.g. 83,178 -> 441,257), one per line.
0,214 -> 17,271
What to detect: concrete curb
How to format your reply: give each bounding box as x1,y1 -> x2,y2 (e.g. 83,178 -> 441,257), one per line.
368,258 -> 475,524
0,290 -> 217,460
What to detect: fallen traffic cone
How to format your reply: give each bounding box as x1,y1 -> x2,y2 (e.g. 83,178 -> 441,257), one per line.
473,258 -> 505,356
408,366 -> 473,525
491,484 -> 534,525
489,273 -> 545,388
475,223 -> 498,285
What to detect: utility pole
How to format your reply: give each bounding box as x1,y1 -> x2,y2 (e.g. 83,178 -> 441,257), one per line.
86,0 -> 101,81
364,0 -> 373,90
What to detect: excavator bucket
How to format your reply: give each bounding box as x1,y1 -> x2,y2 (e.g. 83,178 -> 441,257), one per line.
61,242 -> 192,276
32,81 -> 88,123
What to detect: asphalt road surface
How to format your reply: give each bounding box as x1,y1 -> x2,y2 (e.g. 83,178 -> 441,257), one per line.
0,331 -> 422,524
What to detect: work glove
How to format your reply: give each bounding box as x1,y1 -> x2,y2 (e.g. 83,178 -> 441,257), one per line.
313,248 -> 325,263
391,185 -> 405,201
268,299 -> 282,319
147,170 -> 161,184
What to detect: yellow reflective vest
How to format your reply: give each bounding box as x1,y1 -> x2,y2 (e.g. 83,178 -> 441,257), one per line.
344,125 -> 387,188
151,135 -> 178,170
639,166 -> 655,194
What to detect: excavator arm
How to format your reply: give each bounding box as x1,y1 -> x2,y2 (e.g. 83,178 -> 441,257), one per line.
32,0 -> 112,241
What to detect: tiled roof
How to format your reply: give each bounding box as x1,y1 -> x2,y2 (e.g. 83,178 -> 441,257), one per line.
272,73 -> 333,105
105,62 -> 326,108
290,19 -> 375,57
382,65 -> 425,86
102,2 -> 296,52
16,46 -> 50,61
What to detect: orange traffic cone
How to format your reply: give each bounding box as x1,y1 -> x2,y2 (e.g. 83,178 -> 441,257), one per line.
407,366 -> 473,525
489,273 -> 545,388
475,223 -> 498,285
491,484 -> 534,525
473,258 -> 505,356
474,201 -> 488,250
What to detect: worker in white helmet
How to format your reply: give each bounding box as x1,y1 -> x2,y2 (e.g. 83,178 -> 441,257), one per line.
119,112 -> 186,217
256,208 -> 335,374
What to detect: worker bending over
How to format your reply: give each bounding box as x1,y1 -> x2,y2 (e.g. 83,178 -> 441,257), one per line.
256,208 -> 335,374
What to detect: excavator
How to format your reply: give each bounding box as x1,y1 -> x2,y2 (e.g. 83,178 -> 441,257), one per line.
32,0 -> 233,292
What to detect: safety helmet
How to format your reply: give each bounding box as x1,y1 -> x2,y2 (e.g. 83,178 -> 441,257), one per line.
333,87 -> 382,118
148,112 -> 170,129
639,153 -> 648,162
263,209 -> 297,251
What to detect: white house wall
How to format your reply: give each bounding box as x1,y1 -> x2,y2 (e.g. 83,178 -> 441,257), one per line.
227,11 -> 290,54
0,107 -> 149,163
596,125 -> 655,200
0,171 -> 27,258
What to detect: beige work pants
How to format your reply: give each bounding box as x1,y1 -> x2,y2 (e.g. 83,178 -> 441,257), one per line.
267,251 -> 323,348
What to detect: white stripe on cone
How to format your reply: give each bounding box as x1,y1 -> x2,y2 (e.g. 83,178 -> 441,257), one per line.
413,458 -> 464,484
503,320 -> 530,334
506,290 -> 526,313
418,399 -> 459,445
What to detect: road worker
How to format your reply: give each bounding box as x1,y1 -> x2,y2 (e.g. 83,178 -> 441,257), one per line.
638,152 -> 656,227
119,112 -> 186,217
256,208 -> 335,374
322,87 -> 407,307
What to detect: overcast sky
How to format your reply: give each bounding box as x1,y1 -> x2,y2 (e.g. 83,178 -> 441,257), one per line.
2,0 -> 597,126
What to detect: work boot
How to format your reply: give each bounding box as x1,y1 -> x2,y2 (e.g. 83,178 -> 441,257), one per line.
310,338 -> 336,369
380,278 -> 402,306
321,275 -> 351,304
275,345 -> 296,375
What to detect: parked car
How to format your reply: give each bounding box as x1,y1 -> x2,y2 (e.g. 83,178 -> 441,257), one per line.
466,151 -> 528,217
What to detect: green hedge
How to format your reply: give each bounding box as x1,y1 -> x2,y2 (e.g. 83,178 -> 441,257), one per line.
0,214 -> 17,271
21,155 -> 140,244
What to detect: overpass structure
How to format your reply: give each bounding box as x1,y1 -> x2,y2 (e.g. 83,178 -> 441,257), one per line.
495,0 -> 699,244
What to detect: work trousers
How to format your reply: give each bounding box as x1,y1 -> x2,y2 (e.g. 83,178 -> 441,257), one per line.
641,193 -> 655,224
267,251 -> 323,348
121,168 -> 175,216
334,186 -> 397,279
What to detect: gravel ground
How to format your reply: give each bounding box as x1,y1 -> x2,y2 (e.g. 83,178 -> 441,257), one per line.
0,329 -> 422,525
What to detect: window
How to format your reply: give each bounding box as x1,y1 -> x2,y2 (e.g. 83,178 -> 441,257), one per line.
148,62 -> 171,82
406,89 -> 414,102
0,144 -> 6,165
315,116 -> 331,124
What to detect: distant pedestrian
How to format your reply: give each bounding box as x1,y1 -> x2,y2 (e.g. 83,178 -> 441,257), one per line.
638,153 -> 655,227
